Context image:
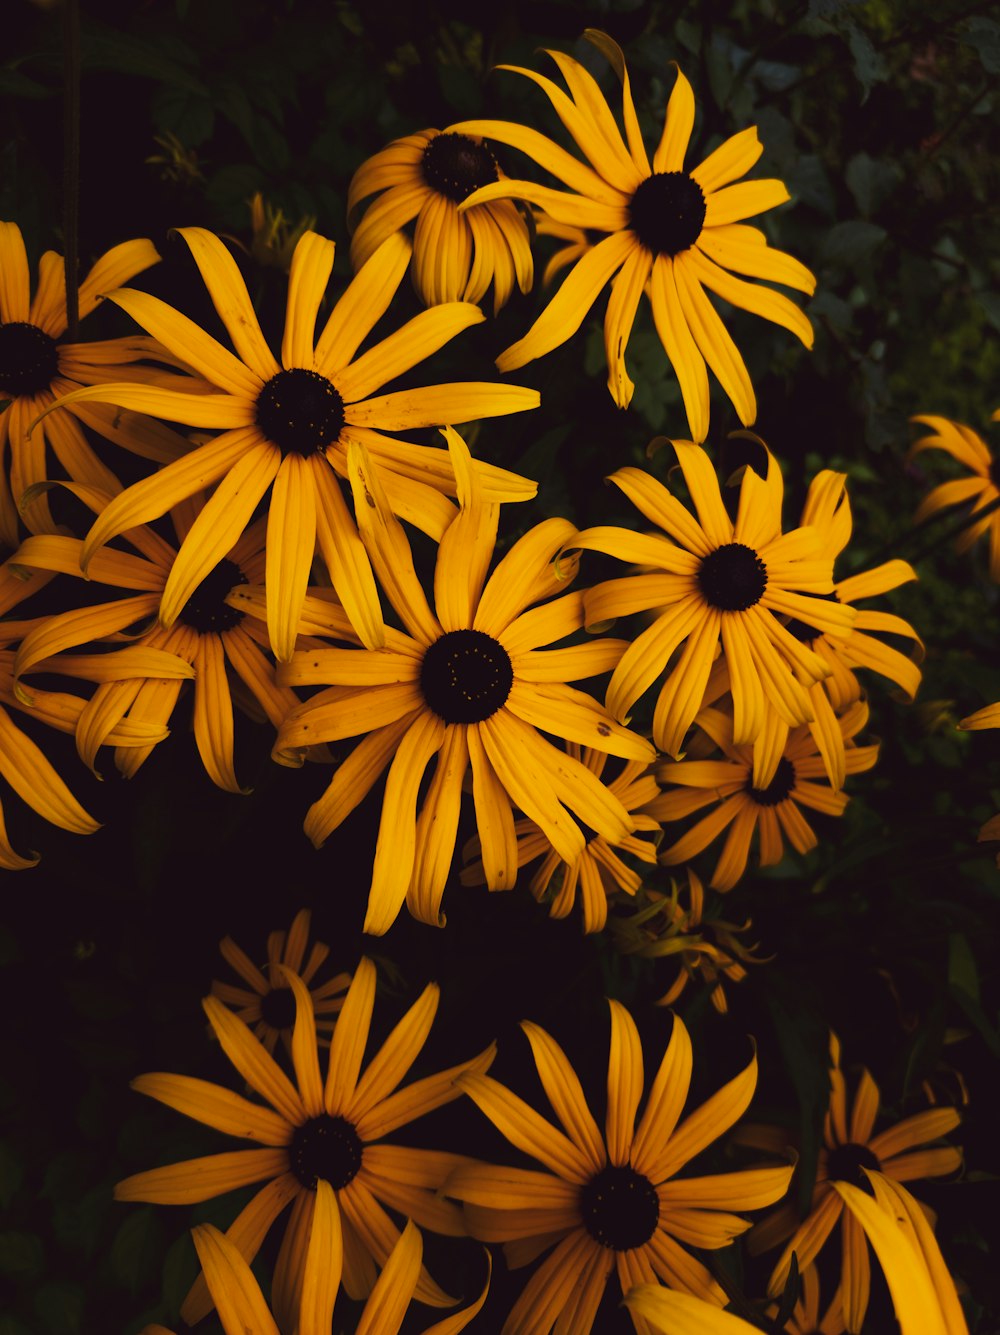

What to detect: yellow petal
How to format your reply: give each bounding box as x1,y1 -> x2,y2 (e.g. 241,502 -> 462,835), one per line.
653,65 -> 695,173
265,453 -> 317,662
175,227 -> 280,380
191,1224 -> 281,1335
648,257 -> 710,443
298,1179 -> 343,1335
282,231 -> 335,370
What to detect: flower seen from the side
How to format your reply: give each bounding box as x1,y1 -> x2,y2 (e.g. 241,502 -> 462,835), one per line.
447,1003 -> 793,1333
451,31 -> 814,439
575,440 -> 855,763
651,702 -> 878,891
116,958 -> 492,1330
348,128 -> 533,311
271,428 -> 654,935
41,226 -> 538,661
211,908 -> 351,1055
910,411 -> 1000,580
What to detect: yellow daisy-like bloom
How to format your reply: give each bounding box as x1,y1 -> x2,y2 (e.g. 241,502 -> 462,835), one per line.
348,127 -> 533,312
211,908 -> 351,1056
447,1003 -> 793,1333
42,226 -> 538,662
461,742 -> 663,933
451,30 -> 814,439
651,702 -> 879,892
117,957 -> 493,1330
11,490 -> 297,789
609,868 -> 761,1013
575,440 -> 856,764
141,1204 -> 489,1335
958,701 -> 1000,865
0,221 -> 193,539
749,1035 -> 962,1334
271,429 -> 654,935
910,410 -> 1000,580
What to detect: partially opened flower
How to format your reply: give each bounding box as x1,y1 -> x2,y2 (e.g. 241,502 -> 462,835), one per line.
0,220 -> 189,538
272,428 -> 654,935
348,128 -> 533,311
447,1004 -> 793,1333
40,227 -> 538,661
958,701 -> 1000,866
461,742 -> 663,933
211,908 -> 351,1055
575,440 -> 855,763
651,702 -> 878,891
116,958 -> 492,1330
910,411 -> 1000,580
451,30 -> 814,439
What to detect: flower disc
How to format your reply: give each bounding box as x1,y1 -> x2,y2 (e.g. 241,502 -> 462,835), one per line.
698,543 -> 768,611
289,1113 -> 363,1191
178,558 -> 248,633
422,132 -> 499,203
628,172 -> 706,257
0,321 -> 59,397
256,368 -> 346,456
580,1164 -> 660,1251
419,628 -> 513,724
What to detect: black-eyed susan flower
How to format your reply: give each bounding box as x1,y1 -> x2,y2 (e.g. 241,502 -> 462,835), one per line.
750,1035 -> 961,1334
348,128 -> 533,312
41,227 -> 538,661
11,488 -> 295,789
270,428 -> 654,935
211,908 -> 351,1056
0,221 -> 191,539
451,31 -> 814,439
461,742 -> 663,933
958,702 -> 1000,865
117,958 -> 493,1330
910,411 -> 1000,580
575,440 -> 855,762
651,702 -> 878,892
446,1003 -> 793,1332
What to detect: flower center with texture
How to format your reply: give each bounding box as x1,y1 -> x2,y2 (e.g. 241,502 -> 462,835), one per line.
698,543 -> 768,611
259,985 -> 296,1030
421,132 -> 499,203
747,756 -> 796,807
419,629 -> 513,724
289,1114 -> 363,1190
178,558 -> 248,633
784,590 -> 841,644
255,368 -> 345,456
826,1141 -> 881,1190
580,1165 -> 659,1251
628,172 -> 707,257
0,322 -> 59,397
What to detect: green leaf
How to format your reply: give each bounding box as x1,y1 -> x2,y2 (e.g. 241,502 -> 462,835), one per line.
161,1230 -> 196,1321
0,1231 -> 42,1279
151,84 -> 215,148
948,933 -> 980,1003
80,27 -> 205,92
0,68 -> 52,99
959,17 -> 1000,74
845,22 -> 888,101
785,155 -> 836,217
33,1283 -> 84,1335
821,220 -> 887,269
110,1207 -> 163,1297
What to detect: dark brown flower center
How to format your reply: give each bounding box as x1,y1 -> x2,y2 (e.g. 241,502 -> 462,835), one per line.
421,132 -> 499,203
0,321 -> 59,398
259,985 -> 297,1031
746,756 -> 796,807
826,1140 -> 881,1189
580,1165 -> 659,1251
628,172 -> 706,257
177,557 -> 248,633
784,590 -> 841,643
698,543 -> 768,611
289,1114 -> 363,1191
256,368 -> 345,457
420,629 -> 513,724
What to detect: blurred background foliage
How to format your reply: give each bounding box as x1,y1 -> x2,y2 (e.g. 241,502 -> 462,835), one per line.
1,0 -> 999,1331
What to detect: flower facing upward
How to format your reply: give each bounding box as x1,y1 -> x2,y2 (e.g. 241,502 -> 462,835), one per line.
116,958 -> 493,1331
575,440 -> 856,764
348,128 -> 533,311
749,1034 -> 962,1334
910,411 -> 1000,580
451,30 -> 814,439
211,908 -> 351,1055
272,428 -> 654,935
652,702 -> 878,891
447,1004 -> 793,1333
42,227 -> 538,661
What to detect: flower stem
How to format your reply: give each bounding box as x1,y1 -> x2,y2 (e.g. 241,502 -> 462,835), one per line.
63,0 -> 81,341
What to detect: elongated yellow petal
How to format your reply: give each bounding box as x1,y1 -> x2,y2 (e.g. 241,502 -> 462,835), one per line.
77,236 -> 160,324
604,245 -> 652,408
298,1180 -> 343,1335
115,1148 -> 288,1204
0,706 -> 98,834
606,999 -> 643,1166
130,1072 -> 289,1145
648,257 -> 710,443
191,1224 -> 281,1335
282,231 -> 335,370
467,722 -> 518,889
175,227 -> 280,380
460,1072 -> 592,1183
0,221 -> 30,322
346,382 -> 539,431
265,453 -> 317,662
316,232 -> 411,375
202,995 -> 304,1126
696,222 -> 816,294
461,178 -> 627,232
407,725 -> 468,927
520,1021 -> 605,1171
704,179 -> 790,227
631,1013 -> 692,1176
673,253 -> 756,425
336,303 -> 484,406
450,117 -> 626,204
688,247 -> 813,348
36,380 -> 254,430
625,1285 -> 761,1334
325,956 -> 377,1117
653,65 -> 695,173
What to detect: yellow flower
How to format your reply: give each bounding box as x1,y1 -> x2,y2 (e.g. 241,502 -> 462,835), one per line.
461,742 -> 663,933
910,411 -> 1000,580
211,908 -> 351,1056
651,702 -> 878,891
451,30 -> 814,439
0,220 -> 188,538
575,439 -> 855,761
958,702 -> 1000,866
348,128 -> 533,311
116,958 -> 493,1330
270,428 -> 653,935
41,227 -> 538,661
447,1003 -> 792,1332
